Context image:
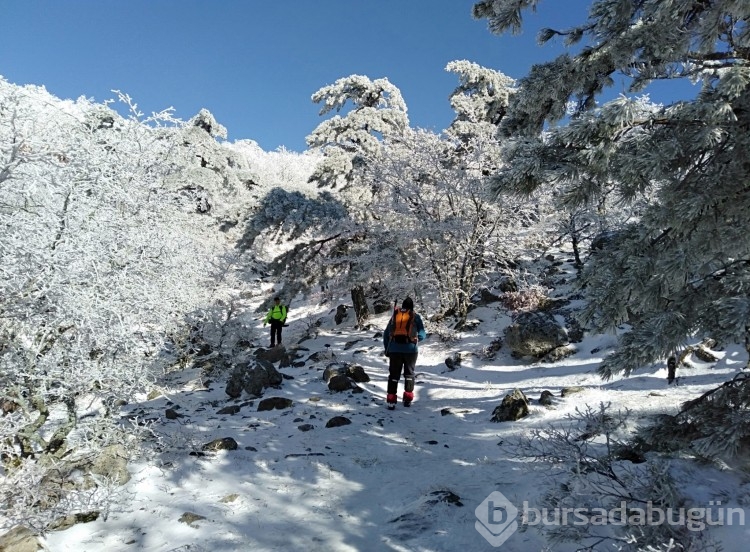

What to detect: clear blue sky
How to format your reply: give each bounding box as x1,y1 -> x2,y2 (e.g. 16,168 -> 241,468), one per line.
2,1 -> 691,152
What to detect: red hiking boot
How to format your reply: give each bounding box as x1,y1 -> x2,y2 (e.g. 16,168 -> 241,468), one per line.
403,391 -> 414,407
386,393 -> 397,410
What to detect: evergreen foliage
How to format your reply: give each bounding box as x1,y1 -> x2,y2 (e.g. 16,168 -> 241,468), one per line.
307,75 -> 409,189
445,59 -> 516,142
474,0 -> 750,381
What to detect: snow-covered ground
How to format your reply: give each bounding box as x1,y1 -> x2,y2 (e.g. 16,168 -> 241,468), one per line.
42,277 -> 750,551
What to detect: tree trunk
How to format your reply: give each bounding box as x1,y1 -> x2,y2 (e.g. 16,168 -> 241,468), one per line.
351,286 -> 369,328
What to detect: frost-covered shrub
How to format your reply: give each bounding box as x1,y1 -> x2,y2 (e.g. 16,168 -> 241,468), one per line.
0,80 -> 238,529
510,403 -> 720,551
500,284 -> 549,313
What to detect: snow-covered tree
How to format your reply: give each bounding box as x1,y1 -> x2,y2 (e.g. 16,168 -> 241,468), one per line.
365,128 -> 536,325
266,75 -> 414,322
0,80 -> 233,528
307,74 -> 409,189
301,71 -> 548,325
445,59 -> 516,143
474,1 -> 750,378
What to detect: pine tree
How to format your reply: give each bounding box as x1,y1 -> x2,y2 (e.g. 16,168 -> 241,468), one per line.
474,0 -> 750,378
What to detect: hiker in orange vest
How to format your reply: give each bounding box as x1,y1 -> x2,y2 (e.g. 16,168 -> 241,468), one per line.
382,297 -> 426,409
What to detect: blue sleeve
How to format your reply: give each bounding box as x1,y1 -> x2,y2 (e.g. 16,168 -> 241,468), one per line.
383,320 -> 392,349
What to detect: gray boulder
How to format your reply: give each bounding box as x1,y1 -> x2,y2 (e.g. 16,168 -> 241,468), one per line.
0,526 -> 42,552
539,390 -> 555,406
255,345 -> 287,364
328,374 -> 354,392
335,304 -> 349,324
257,397 -> 294,411
90,444 -> 130,485
323,362 -> 370,392
225,360 -> 283,398
326,416 -> 352,428
201,437 -> 238,452
541,344 -> 577,363
491,389 -> 529,422
504,311 -> 568,357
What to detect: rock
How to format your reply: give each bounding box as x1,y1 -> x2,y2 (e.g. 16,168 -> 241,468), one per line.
444,353 -> 462,371
226,360 -> 283,398
323,363 -> 371,390
429,490 -> 463,506
297,424 -> 315,432
504,312 -> 568,357
539,390 -> 554,406
201,437 -> 238,452
561,386 -> 586,397
255,346 -> 287,364
694,346 -> 719,363
233,338 -> 253,351
372,298 -> 391,314
479,288 -> 503,304
325,416 -> 352,428
257,397 -> 293,411
146,389 -> 163,400
346,364 -> 370,383
90,444 -> 130,485
48,511 -> 100,532
178,512 -> 206,527
541,344 -> 577,363
224,375 -> 243,399
490,389 -> 529,422
334,304 -> 349,324
165,408 -> 182,419
0,526 -> 42,552
322,364 -> 339,383
328,374 -> 354,392
216,405 -> 241,415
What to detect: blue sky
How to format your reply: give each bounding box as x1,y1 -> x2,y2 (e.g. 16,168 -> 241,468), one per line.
2,1 -> 691,152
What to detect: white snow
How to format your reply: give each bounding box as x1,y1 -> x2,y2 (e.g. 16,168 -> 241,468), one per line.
40,275 -> 750,551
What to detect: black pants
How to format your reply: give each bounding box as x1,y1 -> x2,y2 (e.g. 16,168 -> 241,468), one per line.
269,319 -> 283,346
387,352 -> 417,395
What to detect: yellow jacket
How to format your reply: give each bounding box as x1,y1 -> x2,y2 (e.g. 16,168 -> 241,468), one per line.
264,304 -> 287,323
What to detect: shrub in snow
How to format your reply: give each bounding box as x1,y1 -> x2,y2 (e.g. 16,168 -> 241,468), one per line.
509,402 -> 719,551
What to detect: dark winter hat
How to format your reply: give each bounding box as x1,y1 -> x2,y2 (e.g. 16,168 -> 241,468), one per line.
402,297 -> 414,310
274,296 -> 281,302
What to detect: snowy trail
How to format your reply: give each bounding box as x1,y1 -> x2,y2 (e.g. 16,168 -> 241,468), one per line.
43,308 -> 749,551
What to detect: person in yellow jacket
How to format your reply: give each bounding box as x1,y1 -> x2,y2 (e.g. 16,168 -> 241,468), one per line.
263,296 -> 287,347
